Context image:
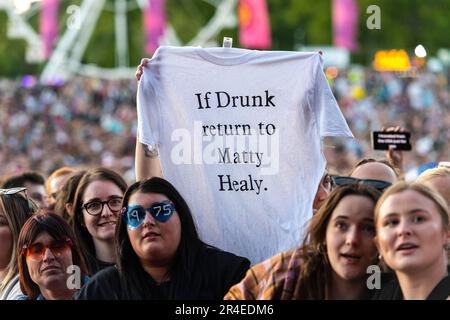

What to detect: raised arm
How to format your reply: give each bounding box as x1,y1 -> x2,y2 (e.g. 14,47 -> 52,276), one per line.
135,130 -> 163,180
135,58 -> 163,181
382,126 -> 406,174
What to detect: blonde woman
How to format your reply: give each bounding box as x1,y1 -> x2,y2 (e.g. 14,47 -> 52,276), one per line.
416,167 -> 450,207
374,182 -> 450,300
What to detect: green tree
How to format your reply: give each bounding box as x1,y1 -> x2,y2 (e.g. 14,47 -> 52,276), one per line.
0,0 -> 449,78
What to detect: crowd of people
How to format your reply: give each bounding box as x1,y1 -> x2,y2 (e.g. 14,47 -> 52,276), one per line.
0,158 -> 448,300
0,62 -> 449,300
0,66 -> 449,180
0,77 -> 137,182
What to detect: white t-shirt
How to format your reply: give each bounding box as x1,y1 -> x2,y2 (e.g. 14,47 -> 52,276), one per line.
137,46 -> 353,264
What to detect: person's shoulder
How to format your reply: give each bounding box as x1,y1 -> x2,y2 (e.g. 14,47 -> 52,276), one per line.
82,265 -> 120,289
199,246 -> 304,283
224,248 -> 301,300
203,245 -> 246,259
199,246 -> 250,270
90,265 -> 120,280
200,246 -> 251,282
257,247 -> 302,272
0,274 -> 23,300
14,294 -> 43,300
254,247 -> 303,284
76,266 -> 121,300
371,273 -> 401,300
427,267 -> 450,300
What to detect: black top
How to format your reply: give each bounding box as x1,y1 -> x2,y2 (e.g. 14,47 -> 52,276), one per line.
86,257 -> 115,275
95,258 -> 115,271
373,267 -> 450,300
76,246 -> 250,300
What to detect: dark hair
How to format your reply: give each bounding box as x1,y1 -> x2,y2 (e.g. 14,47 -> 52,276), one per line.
2,172 -> 46,188
0,191 -> 37,293
293,184 -> 381,299
17,213 -> 87,299
349,158 -> 400,178
54,170 -> 87,221
116,177 -> 205,299
71,168 -> 127,274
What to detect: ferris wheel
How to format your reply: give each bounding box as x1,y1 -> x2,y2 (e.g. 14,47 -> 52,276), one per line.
0,0 -> 238,82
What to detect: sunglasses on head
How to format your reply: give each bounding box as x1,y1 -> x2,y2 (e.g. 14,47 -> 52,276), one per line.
319,173 -> 332,192
330,176 -> 392,191
22,238 -> 73,261
0,187 -> 27,195
122,200 -> 176,229
0,187 -> 33,210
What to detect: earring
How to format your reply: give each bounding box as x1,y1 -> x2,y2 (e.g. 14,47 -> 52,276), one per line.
378,254 -> 383,260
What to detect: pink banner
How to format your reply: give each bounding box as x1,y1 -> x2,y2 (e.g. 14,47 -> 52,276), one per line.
238,0 -> 271,49
333,0 -> 359,51
144,0 -> 166,54
40,0 -> 59,59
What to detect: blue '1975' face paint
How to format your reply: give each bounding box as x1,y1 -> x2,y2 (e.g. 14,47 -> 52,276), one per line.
123,200 -> 175,229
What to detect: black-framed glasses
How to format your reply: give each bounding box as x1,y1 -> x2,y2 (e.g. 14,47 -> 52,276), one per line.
82,197 -> 123,216
330,176 -> 392,192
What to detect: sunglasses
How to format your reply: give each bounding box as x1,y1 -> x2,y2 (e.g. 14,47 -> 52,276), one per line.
122,200 -> 175,229
0,187 -> 27,195
330,176 -> 392,191
320,174 -> 332,192
22,238 -> 73,261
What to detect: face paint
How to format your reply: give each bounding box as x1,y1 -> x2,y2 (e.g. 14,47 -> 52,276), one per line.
123,200 -> 175,229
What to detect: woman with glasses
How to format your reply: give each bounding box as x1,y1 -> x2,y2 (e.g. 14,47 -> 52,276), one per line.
0,188 -> 37,300
225,184 -> 381,300
71,168 -> 127,275
76,177 -> 250,299
373,182 -> 450,299
17,213 -> 88,300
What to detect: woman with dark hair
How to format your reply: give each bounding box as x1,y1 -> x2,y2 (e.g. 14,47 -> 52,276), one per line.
225,184 -> 381,300
71,168 -> 127,275
76,177 -> 250,299
54,170 -> 87,221
0,188 -> 37,300
17,213 -> 88,300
